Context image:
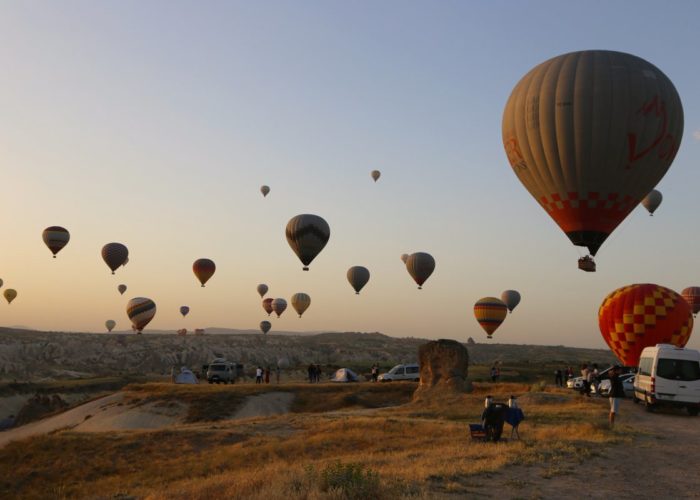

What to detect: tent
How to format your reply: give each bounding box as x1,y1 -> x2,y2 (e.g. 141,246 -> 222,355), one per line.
331,368 -> 359,383
175,367 -> 199,384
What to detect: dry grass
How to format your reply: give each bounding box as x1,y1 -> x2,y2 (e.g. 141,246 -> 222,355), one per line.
0,382 -> 629,499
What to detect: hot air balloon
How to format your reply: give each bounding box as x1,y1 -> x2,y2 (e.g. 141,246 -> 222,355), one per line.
101,243 -> 129,274
271,298 -> 287,318
4,289 -> 17,304
0,279 -> 3,288
347,266 -> 370,294
42,226 -> 70,258
474,297 -> 508,339
257,284 -> 269,298
118,284 -> 127,295
126,297 -> 156,334
406,252 -> 435,289
599,284 -> 693,367
500,290 -> 521,313
291,293 -> 311,318
286,214 -> 330,271
180,306 -> 190,317
400,254 -> 409,264
371,170 -> 381,182
105,320 -> 116,332
262,298 -> 274,316
193,258 -> 216,287
502,51 -> 683,270
641,189 -> 663,216
261,185 -> 270,197
260,320 -> 271,334
682,287 -> 700,317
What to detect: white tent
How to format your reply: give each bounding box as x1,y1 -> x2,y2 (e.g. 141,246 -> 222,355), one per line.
331,368 -> 359,383
175,367 -> 198,384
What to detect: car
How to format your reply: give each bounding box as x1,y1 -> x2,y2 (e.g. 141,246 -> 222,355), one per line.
566,377 -> 584,390
205,358 -> 238,384
378,363 -> 420,382
594,374 -> 635,398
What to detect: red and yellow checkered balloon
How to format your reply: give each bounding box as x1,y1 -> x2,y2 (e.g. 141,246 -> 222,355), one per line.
599,284 -> 693,367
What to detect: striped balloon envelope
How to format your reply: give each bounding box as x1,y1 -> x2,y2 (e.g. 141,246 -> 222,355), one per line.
126,297 -> 156,334
681,287 -> 700,317
42,226 -> 70,258
291,293 -> 311,318
474,298 -> 508,339
347,266 -> 370,294
406,252 -> 435,290
285,214 -> 330,271
193,258 -> 216,287
599,284 -> 693,367
102,243 -> 129,274
262,298 -> 274,316
271,298 -> 288,318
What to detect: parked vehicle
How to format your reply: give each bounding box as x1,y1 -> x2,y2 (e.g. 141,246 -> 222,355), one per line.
378,363 -> 420,382
204,358 -> 240,384
566,376 -> 584,390
633,344 -> 700,415
595,373 -> 635,398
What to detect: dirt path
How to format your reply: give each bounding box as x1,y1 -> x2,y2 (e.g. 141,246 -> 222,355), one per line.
482,400 -> 700,499
230,392 -> 294,419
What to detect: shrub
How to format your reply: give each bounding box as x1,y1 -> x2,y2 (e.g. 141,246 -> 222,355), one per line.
308,461 -> 381,499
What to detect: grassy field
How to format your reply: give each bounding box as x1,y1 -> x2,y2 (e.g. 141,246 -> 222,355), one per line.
0,377 -> 630,499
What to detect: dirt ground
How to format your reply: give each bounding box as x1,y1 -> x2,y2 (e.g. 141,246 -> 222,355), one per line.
478,400 -> 700,499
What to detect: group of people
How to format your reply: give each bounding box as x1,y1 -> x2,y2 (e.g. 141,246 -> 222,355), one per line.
307,363 -> 323,383
553,366 -> 576,387
255,366 -> 281,384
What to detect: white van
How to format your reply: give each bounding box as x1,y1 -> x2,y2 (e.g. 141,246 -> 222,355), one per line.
378,363 -> 420,382
634,344 -> 700,415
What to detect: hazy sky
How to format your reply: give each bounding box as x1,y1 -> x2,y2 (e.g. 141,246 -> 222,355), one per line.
1,0 -> 700,349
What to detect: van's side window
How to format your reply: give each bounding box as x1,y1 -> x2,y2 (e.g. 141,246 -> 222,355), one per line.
406,366 -> 419,374
639,357 -> 653,376
656,359 -> 700,381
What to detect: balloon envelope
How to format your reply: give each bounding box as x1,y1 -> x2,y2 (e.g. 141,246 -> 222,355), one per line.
126,297 -> 156,334
42,226 -> 70,258
105,320 -> 116,332
262,298 -> 274,316
400,254 -> 409,264
285,214 -> 330,271
347,266 -> 370,294
102,243 -> 129,274
180,306 -> 190,317
4,289 -> 17,304
502,50 -> 683,257
193,258 -> 216,287
271,298 -> 287,318
261,185 -> 270,197
257,284 -> 269,298
291,293 -> 311,318
682,287 -> 700,316
474,297 -> 508,338
406,252 -> 435,289
641,189 -> 663,216
260,321 -> 271,334
118,284 -> 127,295
599,284 -> 693,367
500,290 -> 521,313
371,170 -> 381,182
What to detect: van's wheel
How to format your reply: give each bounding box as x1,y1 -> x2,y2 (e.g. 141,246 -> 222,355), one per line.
688,407 -> 699,416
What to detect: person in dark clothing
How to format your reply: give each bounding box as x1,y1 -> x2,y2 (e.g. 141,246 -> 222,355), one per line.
481,401 -> 508,442
554,369 -> 563,387
608,365 -> 625,428
307,363 -> 314,383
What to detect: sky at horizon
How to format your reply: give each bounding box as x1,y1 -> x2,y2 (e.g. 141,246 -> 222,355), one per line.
1,1 -> 700,350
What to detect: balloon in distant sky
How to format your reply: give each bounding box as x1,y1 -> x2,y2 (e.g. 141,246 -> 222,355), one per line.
291,292 -> 311,318
105,320 -> 116,332
474,297 -> 508,339
599,284 -> 693,367
261,185 -> 270,197
42,226 -> 70,258
641,189 -> 663,216
271,298 -> 287,318
257,284 -> 269,298
126,297 -> 156,334
193,258 -> 216,287
502,50 -> 683,265
681,287 -> 700,317
285,214 -> 330,271
118,284 -> 127,295
260,320 -> 271,335
3,289 -> 17,304
405,252 -> 435,289
371,170 -> 381,182
400,254 -> 409,264
500,290 -> 521,313
262,298 -> 274,316
180,306 -> 190,317
347,266 -> 370,295
101,243 -> 129,274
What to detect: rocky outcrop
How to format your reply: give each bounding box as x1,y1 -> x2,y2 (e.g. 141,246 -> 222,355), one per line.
414,339 -> 470,398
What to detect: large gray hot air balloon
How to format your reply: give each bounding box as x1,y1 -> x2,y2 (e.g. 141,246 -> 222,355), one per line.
641,189 -> 663,216
285,214 -> 330,271
291,292 -> 311,318
500,290 -> 521,313
126,297 -> 156,334
406,252 -> 435,290
42,226 -> 70,258
371,170 -> 381,182
271,298 -> 287,318
260,320 -> 271,334
105,320 -> 116,332
502,50 -> 683,267
102,243 -> 129,274
257,284 -> 269,298
347,266 -> 370,294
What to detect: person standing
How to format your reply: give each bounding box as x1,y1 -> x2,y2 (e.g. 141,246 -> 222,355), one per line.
554,369 -> 563,387
580,364 -> 591,396
264,367 -> 270,384
307,363 -> 314,383
371,364 -> 379,383
490,365 -> 498,382
315,364 -> 322,382
255,366 -> 263,384
275,365 -> 281,384
608,365 -> 625,428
